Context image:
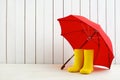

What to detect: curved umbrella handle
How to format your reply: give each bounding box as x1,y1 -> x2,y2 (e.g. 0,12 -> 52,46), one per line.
61,54 -> 74,70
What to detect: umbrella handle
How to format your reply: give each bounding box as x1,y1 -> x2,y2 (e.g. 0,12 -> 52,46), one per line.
61,54 -> 74,70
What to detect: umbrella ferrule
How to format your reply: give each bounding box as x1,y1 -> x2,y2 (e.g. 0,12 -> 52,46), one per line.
87,30 -> 97,41
87,37 -> 92,40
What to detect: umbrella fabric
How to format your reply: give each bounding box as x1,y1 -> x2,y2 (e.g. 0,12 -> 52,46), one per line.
58,15 -> 114,69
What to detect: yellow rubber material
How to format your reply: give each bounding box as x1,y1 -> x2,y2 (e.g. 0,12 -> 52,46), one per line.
67,49 -> 84,72
80,49 -> 94,74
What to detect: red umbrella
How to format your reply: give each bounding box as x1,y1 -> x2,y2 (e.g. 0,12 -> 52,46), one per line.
58,15 -> 114,69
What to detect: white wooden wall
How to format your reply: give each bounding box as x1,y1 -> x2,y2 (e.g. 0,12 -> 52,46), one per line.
0,0 -> 120,64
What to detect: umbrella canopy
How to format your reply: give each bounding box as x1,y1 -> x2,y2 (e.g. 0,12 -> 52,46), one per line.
58,15 -> 114,69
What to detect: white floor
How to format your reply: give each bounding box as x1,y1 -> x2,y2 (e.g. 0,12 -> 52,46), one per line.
0,64 -> 119,80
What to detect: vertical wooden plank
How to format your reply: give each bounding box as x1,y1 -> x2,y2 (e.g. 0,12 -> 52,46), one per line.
25,0 -> 35,64
36,0 -> 44,64
64,0 -> 72,16
64,0 -> 73,64
98,0 -> 106,32
71,0 -> 80,15
44,0 -> 53,63
15,0 -> 24,64
116,0 -> 120,64
0,0 -> 6,64
106,0 -> 115,64
90,0 -> 98,23
54,0 -> 64,64
7,0 -> 16,63
81,0 -> 90,18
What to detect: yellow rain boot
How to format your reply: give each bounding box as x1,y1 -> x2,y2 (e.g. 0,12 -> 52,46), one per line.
80,49 -> 94,74
68,49 -> 84,72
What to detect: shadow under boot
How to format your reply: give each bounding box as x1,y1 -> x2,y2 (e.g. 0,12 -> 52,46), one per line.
80,49 -> 94,74
68,49 -> 84,72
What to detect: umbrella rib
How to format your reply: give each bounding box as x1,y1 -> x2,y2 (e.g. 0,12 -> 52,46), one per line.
61,30 -> 85,35
105,42 -> 111,69
94,32 -> 100,63
80,23 -> 89,37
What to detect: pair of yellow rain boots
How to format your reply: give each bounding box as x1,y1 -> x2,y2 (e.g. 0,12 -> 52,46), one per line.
67,49 -> 94,74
